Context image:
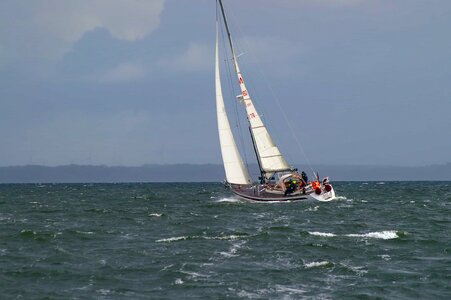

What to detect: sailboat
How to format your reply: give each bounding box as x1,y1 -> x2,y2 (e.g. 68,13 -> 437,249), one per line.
215,0 -> 335,202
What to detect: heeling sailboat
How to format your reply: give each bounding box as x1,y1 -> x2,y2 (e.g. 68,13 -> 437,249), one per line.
215,0 -> 335,202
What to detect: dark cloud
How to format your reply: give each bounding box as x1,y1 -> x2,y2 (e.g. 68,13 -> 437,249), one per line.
0,0 -> 450,166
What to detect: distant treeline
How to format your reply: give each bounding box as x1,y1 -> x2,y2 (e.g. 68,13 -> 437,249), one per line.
1,163 -> 450,183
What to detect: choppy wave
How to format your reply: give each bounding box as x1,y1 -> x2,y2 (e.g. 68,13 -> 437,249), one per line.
308,230 -> 401,240
305,206 -> 319,212
1,182 -> 448,299
148,213 -> 163,217
274,285 -> 306,295
156,234 -> 246,243
219,241 -> 246,258
156,236 -> 189,243
304,261 -> 334,269
308,231 -> 336,237
216,197 -> 241,203
346,230 -> 400,240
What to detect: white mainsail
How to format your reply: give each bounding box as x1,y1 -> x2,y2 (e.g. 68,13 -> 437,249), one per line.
217,0 -> 291,176
216,22 -> 251,185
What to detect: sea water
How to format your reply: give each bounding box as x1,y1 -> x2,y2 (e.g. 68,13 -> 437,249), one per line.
0,182 -> 450,299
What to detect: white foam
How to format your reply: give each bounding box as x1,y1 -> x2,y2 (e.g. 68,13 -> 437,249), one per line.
220,251 -> 236,258
161,264 -> 174,271
75,230 -> 94,235
346,230 -> 399,240
156,234 -> 245,243
174,278 -> 184,285
304,261 -> 331,268
216,197 -> 241,203
148,213 -> 162,217
237,290 -> 262,298
308,231 -> 336,237
204,235 -> 242,240
379,254 -> 391,261
156,236 -> 189,243
305,206 -> 319,212
180,271 -> 210,278
339,263 -> 368,275
220,241 -> 245,258
307,230 -> 399,240
97,289 -> 111,295
274,285 -> 306,294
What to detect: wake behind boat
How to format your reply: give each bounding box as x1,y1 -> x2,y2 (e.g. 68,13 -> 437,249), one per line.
215,0 -> 335,202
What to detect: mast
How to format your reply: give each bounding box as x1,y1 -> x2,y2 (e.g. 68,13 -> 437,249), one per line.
215,15 -> 252,185
217,0 -> 238,73
217,0 -> 292,179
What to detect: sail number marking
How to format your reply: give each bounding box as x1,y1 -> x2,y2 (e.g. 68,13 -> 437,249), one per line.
249,112 -> 256,119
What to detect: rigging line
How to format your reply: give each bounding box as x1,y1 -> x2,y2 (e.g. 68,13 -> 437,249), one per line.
222,5 -> 287,165
219,6 -> 251,173
261,70 -> 316,176
233,30 -> 316,177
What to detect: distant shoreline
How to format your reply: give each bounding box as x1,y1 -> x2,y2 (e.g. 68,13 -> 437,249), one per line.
1,163 -> 450,183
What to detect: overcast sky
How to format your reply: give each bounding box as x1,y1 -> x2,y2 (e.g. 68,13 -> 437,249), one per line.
0,0 -> 450,167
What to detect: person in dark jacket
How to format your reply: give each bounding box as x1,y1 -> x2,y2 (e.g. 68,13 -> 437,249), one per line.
284,179 -> 297,196
301,171 -> 308,183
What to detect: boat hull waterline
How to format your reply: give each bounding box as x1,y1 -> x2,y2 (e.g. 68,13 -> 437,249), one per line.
230,184 -> 336,202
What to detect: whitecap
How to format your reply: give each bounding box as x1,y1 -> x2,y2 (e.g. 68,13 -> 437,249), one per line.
174,278 -> 184,285
75,230 -> 94,235
237,290 -> 263,298
339,262 -> 368,275
305,206 -> 319,212
274,285 -> 306,294
97,289 -> 111,295
205,235 -> 243,240
304,261 -> 331,268
216,197 -> 241,203
220,240 -> 245,258
308,231 -> 336,237
148,213 -> 162,217
346,230 -> 399,240
156,234 -> 246,243
180,270 -> 210,278
156,236 -> 189,243
220,251 -> 237,258
161,264 -> 174,271
378,254 -> 391,261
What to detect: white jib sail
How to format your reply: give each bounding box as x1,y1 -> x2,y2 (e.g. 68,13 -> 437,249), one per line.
235,63 -> 291,173
216,23 -> 251,185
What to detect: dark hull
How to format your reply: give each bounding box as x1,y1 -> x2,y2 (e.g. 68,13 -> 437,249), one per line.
230,185 -> 311,202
